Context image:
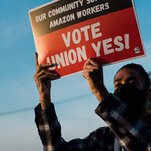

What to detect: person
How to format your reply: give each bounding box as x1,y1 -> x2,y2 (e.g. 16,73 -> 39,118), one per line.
34,52 -> 151,151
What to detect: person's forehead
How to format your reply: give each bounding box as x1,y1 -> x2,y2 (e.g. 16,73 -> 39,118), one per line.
114,68 -> 143,82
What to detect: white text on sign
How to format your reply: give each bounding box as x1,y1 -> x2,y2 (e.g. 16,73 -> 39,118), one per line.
46,22 -> 130,69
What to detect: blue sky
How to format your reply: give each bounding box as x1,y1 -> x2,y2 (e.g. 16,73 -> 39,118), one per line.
0,0 -> 151,151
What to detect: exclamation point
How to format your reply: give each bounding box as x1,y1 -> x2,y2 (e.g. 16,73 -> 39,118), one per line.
124,34 -> 130,49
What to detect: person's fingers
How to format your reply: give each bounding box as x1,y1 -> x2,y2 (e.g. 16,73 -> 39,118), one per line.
85,58 -> 98,66
34,52 -> 57,71
83,64 -> 98,70
83,58 -> 100,70
39,63 -> 56,69
82,71 -> 88,79
36,69 -> 58,80
36,63 -> 57,73
35,52 -> 39,68
38,74 -> 59,81
82,69 -> 92,80
82,64 -> 102,80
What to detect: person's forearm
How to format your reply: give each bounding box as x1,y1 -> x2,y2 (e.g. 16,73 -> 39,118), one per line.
35,103 -> 95,151
95,94 -> 151,150
40,94 -> 51,110
93,86 -> 109,103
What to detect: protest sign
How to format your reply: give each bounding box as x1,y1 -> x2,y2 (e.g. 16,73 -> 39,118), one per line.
29,0 -> 145,77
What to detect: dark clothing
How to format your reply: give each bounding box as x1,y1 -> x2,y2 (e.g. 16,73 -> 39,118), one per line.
35,94 -> 151,151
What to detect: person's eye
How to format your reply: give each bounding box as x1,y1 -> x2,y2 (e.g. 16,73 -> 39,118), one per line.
115,83 -> 122,88
129,80 -> 137,86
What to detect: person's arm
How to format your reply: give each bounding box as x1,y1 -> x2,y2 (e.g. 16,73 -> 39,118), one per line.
35,102 -> 105,151
34,55 -> 102,151
82,58 -> 109,103
95,94 -> 151,150
34,52 -> 59,110
82,58 -> 151,150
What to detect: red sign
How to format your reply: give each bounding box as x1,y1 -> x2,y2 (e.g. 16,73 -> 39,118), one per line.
29,0 -> 145,77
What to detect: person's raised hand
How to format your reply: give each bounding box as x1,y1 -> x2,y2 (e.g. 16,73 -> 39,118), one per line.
82,58 -> 108,102
34,52 -> 59,109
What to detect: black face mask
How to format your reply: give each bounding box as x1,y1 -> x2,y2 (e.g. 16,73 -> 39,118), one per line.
114,84 -> 147,116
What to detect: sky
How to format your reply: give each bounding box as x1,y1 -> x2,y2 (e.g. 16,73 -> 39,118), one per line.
0,0 -> 151,151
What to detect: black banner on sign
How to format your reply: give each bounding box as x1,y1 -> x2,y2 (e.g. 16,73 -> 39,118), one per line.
29,0 -> 132,37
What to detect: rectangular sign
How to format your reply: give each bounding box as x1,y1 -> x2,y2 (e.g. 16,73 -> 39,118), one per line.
29,0 -> 145,77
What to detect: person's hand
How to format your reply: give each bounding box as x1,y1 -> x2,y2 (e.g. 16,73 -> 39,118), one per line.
34,52 -> 59,110
82,58 -> 109,103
